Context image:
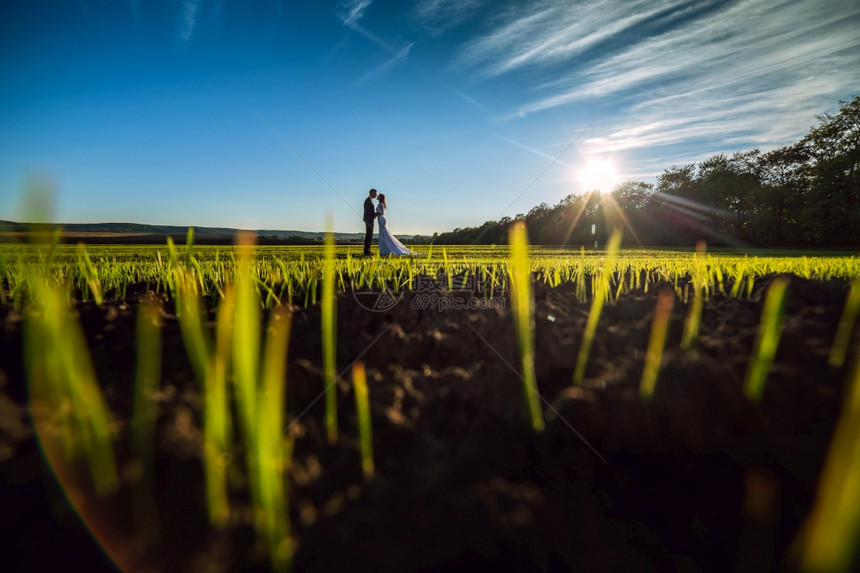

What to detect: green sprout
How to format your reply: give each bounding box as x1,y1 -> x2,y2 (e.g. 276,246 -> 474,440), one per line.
322,218 -> 338,444
352,361 -> 375,479
744,277 -> 790,401
798,343 -> 860,572
233,232 -> 262,447
829,277 -> 860,368
639,288 -> 675,399
24,277 -> 119,496
130,299 -> 163,536
76,242 -> 104,304
680,241 -> 707,351
257,304 -> 294,572
573,228 -> 622,386
508,222 -> 544,432
205,285 -> 235,528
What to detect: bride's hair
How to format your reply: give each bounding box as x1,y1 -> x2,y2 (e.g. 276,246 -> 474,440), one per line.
378,194 -> 387,208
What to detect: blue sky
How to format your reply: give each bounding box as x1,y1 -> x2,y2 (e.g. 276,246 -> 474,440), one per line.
1,0 -> 858,234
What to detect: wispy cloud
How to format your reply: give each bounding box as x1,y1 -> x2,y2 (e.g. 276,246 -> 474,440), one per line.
455,0 -> 860,161
337,0 -> 373,28
337,0 -> 413,82
413,0 -> 484,35
453,0 -> 690,77
347,21 -> 398,53
356,43 -> 414,85
179,0 -> 202,44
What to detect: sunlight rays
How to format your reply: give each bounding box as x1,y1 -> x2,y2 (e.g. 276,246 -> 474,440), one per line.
578,159 -> 619,194
652,191 -> 747,247
560,189 -> 597,246
600,192 -> 643,246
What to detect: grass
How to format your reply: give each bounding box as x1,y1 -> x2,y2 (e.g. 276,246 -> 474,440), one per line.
131,300 -> 161,466
76,242 -> 104,304
24,277 -> 119,496
639,288 -> 675,399
573,228 -> 623,386
6,228 -> 860,570
2,243 -> 858,310
744,277 -> 791,401
207,286 -> 235,528
829,277 -> 860,368
798,344 -> 860,572
258,304 -> 294,572
168,231 -> 295,568
352,361 -> 375,479
680,241 -> 707,351
508,222 -> 544,432
322,224 -> 338,444
130,299 -> 162,536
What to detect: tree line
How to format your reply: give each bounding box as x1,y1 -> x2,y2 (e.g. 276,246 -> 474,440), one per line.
432,96 -> 859,247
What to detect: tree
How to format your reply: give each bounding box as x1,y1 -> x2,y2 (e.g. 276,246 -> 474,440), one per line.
656,164 -> 699,200
754,144 -> 809,245
612,181 -> 653,211
696,151 -> 761,239
797,96 -> 860,245
427,95 -> 859,248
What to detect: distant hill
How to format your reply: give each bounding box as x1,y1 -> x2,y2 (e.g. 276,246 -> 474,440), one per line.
0,220 -> 432,245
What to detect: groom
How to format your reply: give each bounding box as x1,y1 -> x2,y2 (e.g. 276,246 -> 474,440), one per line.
362,188 -> 378,256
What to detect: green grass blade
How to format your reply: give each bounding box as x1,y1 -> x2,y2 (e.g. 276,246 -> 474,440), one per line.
25,279 -> 118,496
508,222 -> 544,432
574,229 -> 622,386
640,289 -> 675,399
352,361 -> 375,479
132,301 -> 163,453
130,299 -> 163,537
204,285 -> 235,528
185,227 -> 195,262
76,242 -> 104,305
175,271 -> 210,387
829,277 -> 860,368
322,220 -> 338,444
681,242 -> 707,351
233,232 -> 261,441
258,305 -> 293,572
744,277 -> 790,401
798,345 -> 860,572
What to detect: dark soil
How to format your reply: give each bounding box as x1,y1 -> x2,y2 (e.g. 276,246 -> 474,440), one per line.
0,274 -> 856,572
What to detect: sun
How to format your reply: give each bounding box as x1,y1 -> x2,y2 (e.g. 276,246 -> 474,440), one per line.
578,159 -> 620,193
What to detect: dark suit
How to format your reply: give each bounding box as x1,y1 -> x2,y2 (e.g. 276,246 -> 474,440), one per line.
363,196 -> 376,254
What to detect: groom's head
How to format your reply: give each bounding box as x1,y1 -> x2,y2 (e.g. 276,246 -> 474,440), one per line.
369,188 -> 377,199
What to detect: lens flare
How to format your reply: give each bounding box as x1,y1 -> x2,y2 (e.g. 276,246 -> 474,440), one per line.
578,160 -> 619,193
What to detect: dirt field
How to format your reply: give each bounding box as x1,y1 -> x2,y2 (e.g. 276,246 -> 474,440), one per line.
0,274 -> 853,571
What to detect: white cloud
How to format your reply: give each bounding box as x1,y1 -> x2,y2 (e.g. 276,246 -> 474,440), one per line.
356,43 -> 414,85
336,0 -> 413,82
456,0 -> 860,160
453,0 -> 690,77
413,0 -> 484,34
338,0 -> 373,28
179,0 -> 202,43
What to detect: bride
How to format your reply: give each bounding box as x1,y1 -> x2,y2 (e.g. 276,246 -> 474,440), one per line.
376,194 -> 421,256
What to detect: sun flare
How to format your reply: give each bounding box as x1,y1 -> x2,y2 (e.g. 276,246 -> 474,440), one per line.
578,160 -> 620,193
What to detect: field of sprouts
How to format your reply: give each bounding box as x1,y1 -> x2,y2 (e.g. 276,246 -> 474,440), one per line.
1,230 -> 859,572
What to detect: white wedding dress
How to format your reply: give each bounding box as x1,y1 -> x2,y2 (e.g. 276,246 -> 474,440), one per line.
377,203 -> 418,256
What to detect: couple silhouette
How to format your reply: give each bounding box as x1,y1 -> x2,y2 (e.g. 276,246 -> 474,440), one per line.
362,188 -> 419,256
